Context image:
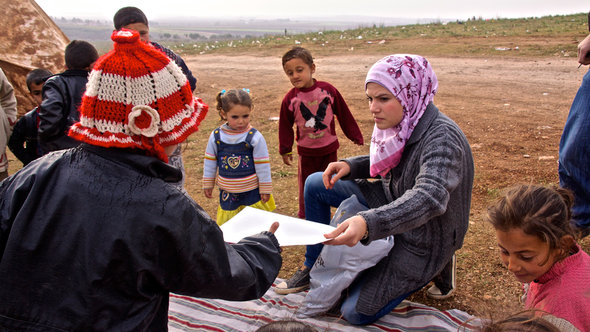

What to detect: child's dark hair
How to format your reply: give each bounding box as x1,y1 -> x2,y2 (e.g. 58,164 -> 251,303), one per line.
113,6 -> 149,30
256,320 -> 318,332
470,310 -> 562,332
25,68 -> 53,91
215,89 -> 252,119
65,40 -> 99,70
282,47 -> 314,67
486,185 -> 578,257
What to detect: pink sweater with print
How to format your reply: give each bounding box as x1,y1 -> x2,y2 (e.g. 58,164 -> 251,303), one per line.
525,244 -> 590,331
278,80 -> 363,157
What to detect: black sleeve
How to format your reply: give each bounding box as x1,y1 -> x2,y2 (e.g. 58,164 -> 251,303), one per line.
7,118 -> 29,165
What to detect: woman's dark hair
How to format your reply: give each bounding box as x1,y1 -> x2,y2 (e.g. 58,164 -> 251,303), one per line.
486,184 -> 578,261
256,320 -> 318,332
215,89 -> 252,120
281,47 -> 314,67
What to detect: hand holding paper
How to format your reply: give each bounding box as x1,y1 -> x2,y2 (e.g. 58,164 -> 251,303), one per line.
220,207 -> 336,246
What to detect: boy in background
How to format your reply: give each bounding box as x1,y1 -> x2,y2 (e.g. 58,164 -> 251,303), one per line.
278,46 -> 364,219
9,68 -> 53,166
113,6 -> 198,188
38,40 -> 98,154
0,68 -> 17,181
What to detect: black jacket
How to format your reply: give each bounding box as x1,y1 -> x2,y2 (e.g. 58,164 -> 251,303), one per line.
8,107 -> 42,166
38,69 -> 88,153
0,144 -> 282,331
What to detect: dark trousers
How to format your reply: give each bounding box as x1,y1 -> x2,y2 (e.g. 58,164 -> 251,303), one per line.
432,254 -> 456,294
297,152 -> 337,219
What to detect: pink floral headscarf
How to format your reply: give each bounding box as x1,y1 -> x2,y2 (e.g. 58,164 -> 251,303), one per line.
365,54 -> 438,177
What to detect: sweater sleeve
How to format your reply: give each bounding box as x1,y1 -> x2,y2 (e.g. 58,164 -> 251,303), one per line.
358,124 -> 466,239
278,92 -> 295,155
252,131 -> 272,194
202,131 -> 218,189
329,85 -> 364,145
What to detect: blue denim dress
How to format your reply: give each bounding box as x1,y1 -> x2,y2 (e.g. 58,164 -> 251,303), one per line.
215,128 -> 260,210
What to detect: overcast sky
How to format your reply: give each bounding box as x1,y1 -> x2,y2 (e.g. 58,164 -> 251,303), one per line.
35,0 -> 587,21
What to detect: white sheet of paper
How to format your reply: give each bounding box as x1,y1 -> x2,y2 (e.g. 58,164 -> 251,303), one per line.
220,206 -> 336,246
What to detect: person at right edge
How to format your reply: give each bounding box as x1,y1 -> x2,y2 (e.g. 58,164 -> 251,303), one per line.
275,54 -> 474,325
559,10 -> 590,238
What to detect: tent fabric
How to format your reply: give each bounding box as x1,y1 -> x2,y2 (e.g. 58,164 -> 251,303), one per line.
0,0 -> 69,115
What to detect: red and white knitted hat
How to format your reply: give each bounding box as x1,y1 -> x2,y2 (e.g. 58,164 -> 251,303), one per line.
69,29 -> 208,162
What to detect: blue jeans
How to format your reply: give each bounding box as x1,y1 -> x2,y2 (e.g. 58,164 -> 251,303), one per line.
559,69 -> 590,234
303,172 -> 366,268
304,172 -> 422,324
340,274 -> 419,325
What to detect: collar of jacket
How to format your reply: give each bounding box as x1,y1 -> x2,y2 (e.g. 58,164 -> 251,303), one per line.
59,69 -> 91,77
80,143 -> 183,183
406,102 -> 439,146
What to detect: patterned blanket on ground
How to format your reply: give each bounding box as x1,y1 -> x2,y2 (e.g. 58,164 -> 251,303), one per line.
168,280 -> 478,331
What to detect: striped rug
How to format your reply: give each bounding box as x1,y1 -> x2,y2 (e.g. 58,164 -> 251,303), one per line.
168,280 -> 479,331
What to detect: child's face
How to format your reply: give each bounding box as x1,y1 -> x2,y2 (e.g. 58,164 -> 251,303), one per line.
283,58 -> 315,89
496,228 -> 561,283
29,82 -> 44,106
123,22 -> 150,42
223,104 -> 251,131
366,82 -> 404,130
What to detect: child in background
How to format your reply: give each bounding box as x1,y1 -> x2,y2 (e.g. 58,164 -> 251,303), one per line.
8,68 -> 53,166
279,46 -> 363,219
114,6 -> 198,189
203,89 -> 275,225
487,184 -> 590,331
38,40 -> 98,153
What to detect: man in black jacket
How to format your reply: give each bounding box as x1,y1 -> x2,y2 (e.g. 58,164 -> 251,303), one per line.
0,29 -> 282,331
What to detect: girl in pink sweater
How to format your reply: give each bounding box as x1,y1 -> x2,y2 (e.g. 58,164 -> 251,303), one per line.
487,184 -> 590,331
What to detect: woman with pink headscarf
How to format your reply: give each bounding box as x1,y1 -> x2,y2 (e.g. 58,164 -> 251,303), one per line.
279,54 -> 474,325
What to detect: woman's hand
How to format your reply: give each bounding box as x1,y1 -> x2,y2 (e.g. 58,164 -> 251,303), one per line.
579,34 -> 590,65
204,188 -> 213,198
260,193 -> 270,203
322,161 -> 351,190
323,215 -> 367,247
282,153 -> 293,166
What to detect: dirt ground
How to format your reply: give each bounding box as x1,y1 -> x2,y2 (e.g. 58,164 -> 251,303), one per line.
173,52 -> 590,318
7,51 -> 589,319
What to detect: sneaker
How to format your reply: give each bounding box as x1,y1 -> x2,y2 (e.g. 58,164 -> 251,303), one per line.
426,254 -> 456,300
274,266 -> 310,295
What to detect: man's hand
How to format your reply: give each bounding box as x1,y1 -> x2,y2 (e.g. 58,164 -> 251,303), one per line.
578,34 -> 590,65
268,221 -> 279,234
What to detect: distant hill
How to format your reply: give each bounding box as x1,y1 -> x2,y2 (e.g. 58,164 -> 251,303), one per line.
52,15 -> 437,50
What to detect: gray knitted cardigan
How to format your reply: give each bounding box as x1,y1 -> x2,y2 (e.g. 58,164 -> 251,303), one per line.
342,103 -> 474,316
